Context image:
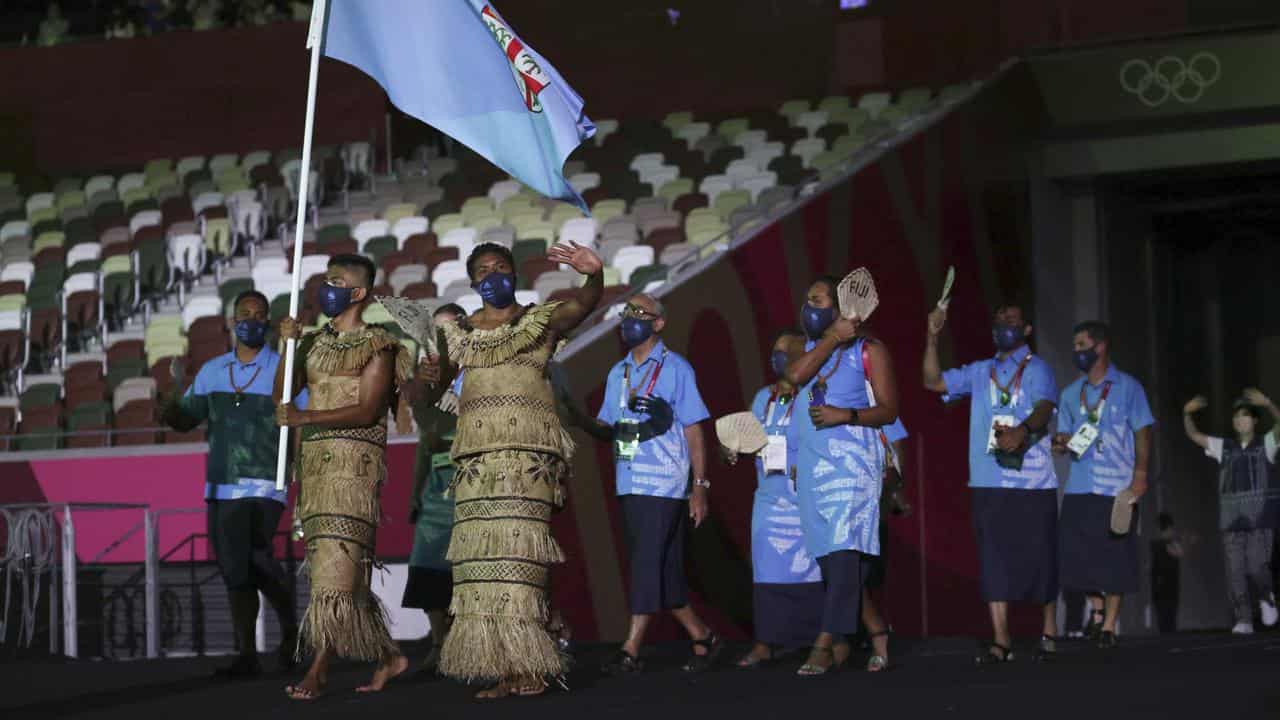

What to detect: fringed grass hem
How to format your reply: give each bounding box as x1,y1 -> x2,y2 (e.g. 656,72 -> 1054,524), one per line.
439,615 -> 565,683
297,587 -> 399,662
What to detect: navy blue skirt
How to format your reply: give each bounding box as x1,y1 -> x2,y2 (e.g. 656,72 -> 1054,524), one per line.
970,488 -> 1059,603
753,582 -> 824,647
1059,493 -> 1139,594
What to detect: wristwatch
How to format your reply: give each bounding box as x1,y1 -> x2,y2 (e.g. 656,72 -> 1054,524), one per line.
693,477 -> 711,489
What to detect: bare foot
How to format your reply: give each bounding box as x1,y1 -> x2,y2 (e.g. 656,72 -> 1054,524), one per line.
475,678 -> 516,700
285,672 -> 326,701
356,654 -> 409,693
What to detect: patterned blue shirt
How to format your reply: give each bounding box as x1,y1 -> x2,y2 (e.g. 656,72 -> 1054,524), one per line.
182,347 -> 287,504
597,340 -> 711,498
941,345 -> 1058,490
1057,364 -> 1154,496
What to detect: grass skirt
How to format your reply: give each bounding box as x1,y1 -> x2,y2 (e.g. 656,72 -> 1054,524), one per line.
439,448 -> 567,682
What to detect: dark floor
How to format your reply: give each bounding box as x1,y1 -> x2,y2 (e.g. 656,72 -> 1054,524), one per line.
3,634 -> 1279,719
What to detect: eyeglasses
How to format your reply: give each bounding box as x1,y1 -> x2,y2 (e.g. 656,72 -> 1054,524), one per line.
621,304 -> 659,320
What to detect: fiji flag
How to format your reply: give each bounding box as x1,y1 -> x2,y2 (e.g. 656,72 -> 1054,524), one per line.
322,0 -> 595,208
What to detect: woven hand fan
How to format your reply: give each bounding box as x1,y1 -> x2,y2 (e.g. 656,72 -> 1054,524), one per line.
715,412 -> 769,455
937,265 -> 955,310
375,296 -> 438,353
1110,488 -> 1137,535
837,267 -> 879,321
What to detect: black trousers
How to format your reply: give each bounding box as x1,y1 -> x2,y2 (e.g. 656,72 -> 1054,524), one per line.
206,498 -> 287,592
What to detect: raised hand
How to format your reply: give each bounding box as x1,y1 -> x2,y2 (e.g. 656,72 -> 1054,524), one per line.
1242,387 -> 1274,410
1182,395 -> 1209,415
927,307 -> 947,337
547,241 -> 603,276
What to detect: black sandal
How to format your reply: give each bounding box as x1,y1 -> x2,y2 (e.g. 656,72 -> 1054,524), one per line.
1035,634 -> 1057,662
681,632 -> 724,673
1097,630 -> 1117,649
1084,609 -> 1104,640
601,648 -> 644,676
974,641 -> 1013,665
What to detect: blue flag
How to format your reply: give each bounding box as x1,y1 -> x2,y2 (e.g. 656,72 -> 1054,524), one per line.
323,0 -> 595,208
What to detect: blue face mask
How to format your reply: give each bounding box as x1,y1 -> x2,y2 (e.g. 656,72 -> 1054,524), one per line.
992,323 -> 1024,352
234,319 -> 268,348
770,350 -> 789,377
1074,346 -> 1099,373
620,317 -> 654,348
317,282 -> 357,318
473,271 -> 516,309
801,303 -> 834,340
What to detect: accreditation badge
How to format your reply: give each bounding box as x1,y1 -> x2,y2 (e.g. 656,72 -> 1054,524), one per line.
987,415 -> 1015,454
764,435 -> 787,474
1067,422 -> 1100,458
616,420 -> 640,461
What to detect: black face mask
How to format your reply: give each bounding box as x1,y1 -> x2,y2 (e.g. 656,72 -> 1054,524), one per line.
801,304 -> 834,340
992,323 -> 1023,352
1074,345 -> 1099,373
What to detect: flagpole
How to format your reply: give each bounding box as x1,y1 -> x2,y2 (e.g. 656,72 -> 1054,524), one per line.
276,0 -> 328,491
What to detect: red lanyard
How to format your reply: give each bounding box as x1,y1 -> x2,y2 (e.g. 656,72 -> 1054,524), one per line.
764,388 -> 798,427
988,353 -> 1032,407
1079,380 -> 1112,423
622,349 -> 667,408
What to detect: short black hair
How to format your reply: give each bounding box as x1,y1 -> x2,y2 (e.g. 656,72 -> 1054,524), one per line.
994,299 -> 1033,325
812,275 -> 842,313
772,328 -> 805,347
328,253 -> 376,289
1233,402 -> 1263,423
1073,320 -> 1110,345
466,242 -> 517,281
233,290 -> 270,313
434,302 -> 466,319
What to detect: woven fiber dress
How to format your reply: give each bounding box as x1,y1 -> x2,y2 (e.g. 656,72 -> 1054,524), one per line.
437,302 -> 573,682
295,324 -> 412,661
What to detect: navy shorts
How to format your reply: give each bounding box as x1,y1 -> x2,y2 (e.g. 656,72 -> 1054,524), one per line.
620,495 -> 689,614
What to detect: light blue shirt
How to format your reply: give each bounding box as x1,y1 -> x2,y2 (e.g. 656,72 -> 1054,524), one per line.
597,340 -> 710,498
941,345 -> 1058,490
1057,364 -> 1154,496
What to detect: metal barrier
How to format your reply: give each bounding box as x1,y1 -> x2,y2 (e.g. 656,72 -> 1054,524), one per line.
2,502 -> 305,661
0,502 -> 149,659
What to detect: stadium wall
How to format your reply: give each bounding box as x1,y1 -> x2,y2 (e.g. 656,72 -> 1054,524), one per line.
0,67 -> 1043,642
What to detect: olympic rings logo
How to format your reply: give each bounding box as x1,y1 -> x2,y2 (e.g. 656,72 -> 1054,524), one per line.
1119,52 -> 1221,107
